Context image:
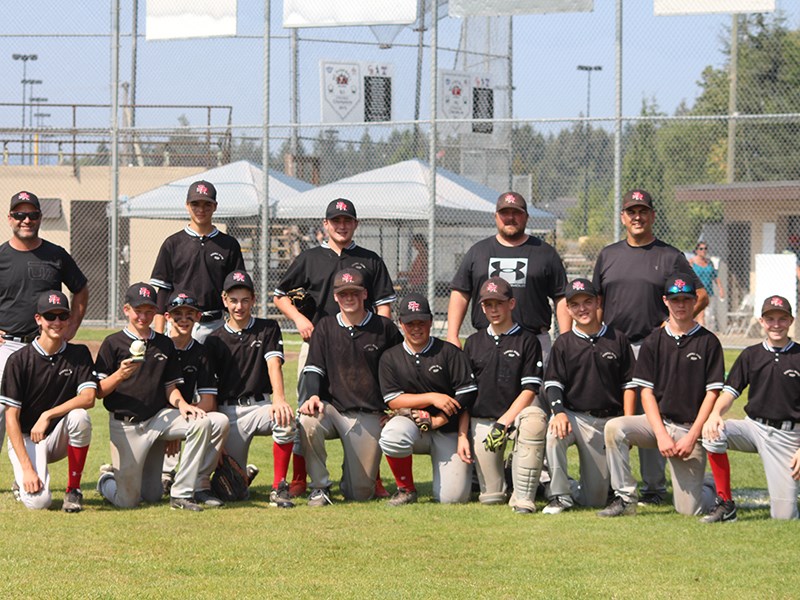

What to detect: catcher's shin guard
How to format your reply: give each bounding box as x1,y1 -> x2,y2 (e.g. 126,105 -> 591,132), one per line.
509,407 -> 547,511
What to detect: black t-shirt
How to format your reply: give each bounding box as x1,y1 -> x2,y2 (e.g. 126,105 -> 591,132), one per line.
173,339 -> 217,402
450,235 -> 567,332
95,329 -> 184,421
592,239 -> 703,342
632,324 -> 724,424
204,317 -> 284,402
304,312 -> 402,413
464,324 -> 542,419
379,337 -> 477,434
0,240 -> 87,337
724,340 -> 800,422
275,241 -> 396,324
0,340 -> 96,435
150,227 -> 245,313
544,325 -> 635,413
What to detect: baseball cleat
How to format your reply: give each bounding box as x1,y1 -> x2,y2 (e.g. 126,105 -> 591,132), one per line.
161,472 -> 174,498
700,497 -> 737,524
170,496 -> 203,512
512,506 -> 535,514
246,464 -> 259,485
307,487 -> 333,507
270,480 -> 295,509
637,493 -> 663,507
374,476 -> 390,499
194,489 -> 225,508
542,498 -> 570,515
62,489 -> 84,513
99,463 -> 114,475
11,482 -> 21,502
387,487 -> 418,507
597,496 -> 636,517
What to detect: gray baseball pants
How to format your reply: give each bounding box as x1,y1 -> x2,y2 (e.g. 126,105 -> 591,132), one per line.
219,398 -> 296,470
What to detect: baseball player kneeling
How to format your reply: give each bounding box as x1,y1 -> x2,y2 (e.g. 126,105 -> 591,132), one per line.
378,294 -> 477,505
2,291 -> 94,512
95,283 -> 225,511
542,279 -> 635,514
460,277 -> 547,513
701,295 -> 800,521
298,268 -> 402,506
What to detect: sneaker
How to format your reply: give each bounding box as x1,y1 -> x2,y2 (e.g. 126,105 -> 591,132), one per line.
161,471 -> 175,498
542,497 -> 569,515
99,463 -> 114,475
289,479 -> 307,498
374,476 -> 390,499
246,464 -> 259,485
170,496 -> 203,512
11,482 -> 21,502
269,480 -> 295,509
638,492 -> 663,507
62,489 -> 84,513
700,497 -> 737,524
512,506 -> 535,514
598,496 -> 636,517
307,487 -> 333,507
387,487 -> 418,507
194,489 -> 225,508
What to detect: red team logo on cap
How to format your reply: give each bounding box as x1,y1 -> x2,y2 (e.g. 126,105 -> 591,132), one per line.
139,287 -> 151,298
336,201 -> 348,211
572,281 -> 585,291
49,294 -> 61,304
178,293 -> 188,299
196,184 -> 208,196
233,272 -> 245,282
771,297 -> 784,307
631,191 -> 644,201
18,192 -> 30,201
674,279 -> 686,290
504,194 -> 516,204
342,273 -> 354,283
487,282 -> 498,293
408,301 -> 420,312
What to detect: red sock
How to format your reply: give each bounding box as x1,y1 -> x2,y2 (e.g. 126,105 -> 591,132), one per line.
708,452 -> 732,501
66,444 -> 89,492
386,456 -> 415,491
292,453 -> 307,483
273,441 -> 293,488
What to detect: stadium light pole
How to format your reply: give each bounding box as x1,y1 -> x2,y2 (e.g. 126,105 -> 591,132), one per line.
577,65 -> 602,236
13,53 -> 37,164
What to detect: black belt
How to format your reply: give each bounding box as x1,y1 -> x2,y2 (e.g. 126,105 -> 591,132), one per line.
753,417 -> 800,431
222,395 -> 265,406
2,333 -> 37,344
662,417 -> 693,428
199,311 -> 223,323
584,408 -> 623,419
113,413 -> 144,424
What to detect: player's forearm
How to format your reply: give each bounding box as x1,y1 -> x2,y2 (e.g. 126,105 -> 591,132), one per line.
196,394 -> 218,412
97,372 -> 126,398
623,388 -> 636,416
693,288 -> 709,316
388,392 -> 444,410
42,390 -> 95,421
71,286 -> 89,328
274,295 -> 301,321
710,391 -> 736,419
152,314 -> 166,334
500,389 -> 535,426
376,303 -> 392,318
690,390 -> 721,438
457,410 -> 470,436
446,291 -> 469,345
595,295 -> 604,325
267,357 -> 287,402
641,389 -> 669,438
5,409 -> 34,472
554,296 -> 571,335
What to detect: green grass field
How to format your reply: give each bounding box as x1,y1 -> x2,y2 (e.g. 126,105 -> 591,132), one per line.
0,338 -> 797,598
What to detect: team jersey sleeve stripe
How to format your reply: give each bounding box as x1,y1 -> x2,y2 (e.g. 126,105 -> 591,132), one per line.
383,391 -> 402,403
0,395 -> 21,408
77,381 -> 98,393
705,382 -> 724,391
273,288 -> 288,297
264,350 -> 285,363
544,380 -> 565,390
149,278 -> 172,290
373,295 -> 397,306
95,372 -> 109,380
722,385 -> 741,398
455,384 -> 478,396
622,382 -> 637,390
197,387 -> 218,395
632,377 -> 653,389
303,365 -> 326,378
521,376 -> 542,387
164,377 -> 184,388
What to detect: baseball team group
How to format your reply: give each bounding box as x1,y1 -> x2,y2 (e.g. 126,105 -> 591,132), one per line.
1,182 -> 798,522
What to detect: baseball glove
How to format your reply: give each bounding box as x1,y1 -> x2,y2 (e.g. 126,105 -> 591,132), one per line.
483,422 -> 508,452
210,453 -> 250,502
387,408 -> 432,432
286,287 -> 316,321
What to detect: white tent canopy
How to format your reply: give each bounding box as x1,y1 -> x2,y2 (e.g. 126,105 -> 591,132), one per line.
120,160 -> 313,219
275,159 -> 557,229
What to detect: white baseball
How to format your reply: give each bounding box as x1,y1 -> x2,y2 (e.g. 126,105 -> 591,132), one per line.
130,340 -> 146,357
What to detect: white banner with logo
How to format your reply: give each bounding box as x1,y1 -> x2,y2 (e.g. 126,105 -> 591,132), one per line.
654,0 -> 774,16
284,0 -> 417,28
449,0 -> 593,17
146,0 -> 237,41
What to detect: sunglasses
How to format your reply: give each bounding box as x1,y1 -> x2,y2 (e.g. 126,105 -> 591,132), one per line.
167,296 -> 198,310
41,312 -> 70,321
10,211 -> 41,221
697,246 -> 708,251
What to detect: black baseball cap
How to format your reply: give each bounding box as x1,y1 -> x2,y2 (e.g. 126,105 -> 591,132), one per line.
186,180 -> 217,204
333,268 -> 365,293
325,198 -> 357,220
479,277 -> 513,302
399,293 -> 433,323
10,191 -> 40,210
565,278 -> 598,301
761,295 -> 793,317
37,290 -> 70,314
125,283 -> 159,308
664,273 -> 697,298
622,189 -> 654,210
166,291 -> 200,313
223,270 -> 254,292
496,191 -> 527,213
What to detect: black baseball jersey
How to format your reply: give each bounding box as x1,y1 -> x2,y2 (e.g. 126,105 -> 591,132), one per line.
0,240 -> 87,338
150,227 -> 245,313
464,323 -> 543,419
95,329 -> 184,421
0,340 -> 96,435
379,337 -> 478,434
544,325 -> 635,414
173,339 -> 217,402
303,312 -> 403,413
274,241 -> 396,324
204,317 -> 284,402
723,340 -> 800,422
592,239 -> 704,343
632,324 -> 724,424
450,235 -> 567,332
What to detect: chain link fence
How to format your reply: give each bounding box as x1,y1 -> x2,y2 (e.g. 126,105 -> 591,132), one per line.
1,2 -> 799,346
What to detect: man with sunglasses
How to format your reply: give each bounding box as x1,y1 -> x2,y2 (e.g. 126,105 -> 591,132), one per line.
0,191 -> 88,456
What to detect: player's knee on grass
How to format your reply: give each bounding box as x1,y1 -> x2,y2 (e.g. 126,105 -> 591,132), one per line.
22,488 -> 52,510
64,408 -> 92,446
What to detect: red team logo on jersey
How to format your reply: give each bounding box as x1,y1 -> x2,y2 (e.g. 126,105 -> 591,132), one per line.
771,297 -> 784,307
342,273 -> 354,283
572,281 -> 585,291
18,192 -> 30,201
336,201 -> 348,211
631,191 -> 644,201
233,272 -> 245,282
487,282 -> 498,293
196,184 -> 208,196
407,301 -> 420,312
139,287 -> 151,298
49,294 -> 61,304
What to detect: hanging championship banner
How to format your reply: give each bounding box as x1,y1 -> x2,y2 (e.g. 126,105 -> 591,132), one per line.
146,0 -> 237,40
449,0 -> 593,17
654,0 -> 774,15
285,0 -> 416,28
321,61 -> 394,123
